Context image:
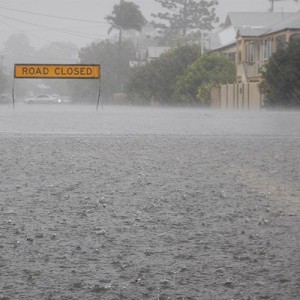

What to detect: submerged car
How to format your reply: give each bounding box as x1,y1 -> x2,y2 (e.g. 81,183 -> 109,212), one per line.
24,94 -> 62,104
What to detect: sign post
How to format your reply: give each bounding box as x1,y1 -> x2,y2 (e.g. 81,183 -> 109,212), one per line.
13,64 -> 101,109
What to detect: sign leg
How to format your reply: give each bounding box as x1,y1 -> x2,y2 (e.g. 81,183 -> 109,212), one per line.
96,79 -> 103,111
12,77 -> 15,110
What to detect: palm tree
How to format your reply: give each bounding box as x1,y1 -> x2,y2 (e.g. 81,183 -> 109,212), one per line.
106,0 -> 146,45
106,0 -> 146,90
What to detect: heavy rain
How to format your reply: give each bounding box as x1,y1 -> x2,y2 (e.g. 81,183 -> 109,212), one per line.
0,1 -> 300,300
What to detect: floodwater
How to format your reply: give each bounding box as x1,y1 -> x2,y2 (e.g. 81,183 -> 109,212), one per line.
0,104 -> 299,300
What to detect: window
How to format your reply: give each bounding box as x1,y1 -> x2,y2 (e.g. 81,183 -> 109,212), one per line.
245,41 -> 255,62
262,38 -> 273,60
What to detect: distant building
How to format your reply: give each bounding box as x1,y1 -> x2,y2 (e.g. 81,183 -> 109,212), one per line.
145,46 -> 171,62
127,23 -> 172,67
130,46 -> 171,67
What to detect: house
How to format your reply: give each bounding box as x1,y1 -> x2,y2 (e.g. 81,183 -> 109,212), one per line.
208,11 -> 300,110
129,50 -> 147,67
236,11 -> 300,83
210,11 -> 296,49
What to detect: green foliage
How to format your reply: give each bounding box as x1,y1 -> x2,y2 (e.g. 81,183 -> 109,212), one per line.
125,44 -> 202,104
152,0 -> 218,46
70,39 -> 135,102
261,41 -> 300,107
175,53 -> 236,104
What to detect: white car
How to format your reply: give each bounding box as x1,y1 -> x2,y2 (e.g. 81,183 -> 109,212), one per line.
61,96 -> 73,104
24,94 -> 62,104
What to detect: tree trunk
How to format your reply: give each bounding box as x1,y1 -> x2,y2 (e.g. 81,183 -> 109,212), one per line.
183,0 -> 187,37
118,29 -> 123,92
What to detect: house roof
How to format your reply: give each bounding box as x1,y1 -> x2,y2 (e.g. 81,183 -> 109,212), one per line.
237,11 -> 300,37
210,11 -> 298,50
238,28 -> 269,37
266,11 -> 300,34
224,12 -> 295,29
209,25 -> 236,50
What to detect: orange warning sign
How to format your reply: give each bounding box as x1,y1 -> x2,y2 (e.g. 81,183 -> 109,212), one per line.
14,64 -> 100,79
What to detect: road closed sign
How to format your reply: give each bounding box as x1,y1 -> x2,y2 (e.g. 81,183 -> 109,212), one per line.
14,64 -> 101,79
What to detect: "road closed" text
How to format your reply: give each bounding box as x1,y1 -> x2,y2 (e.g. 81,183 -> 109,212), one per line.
14,64 -> 100,79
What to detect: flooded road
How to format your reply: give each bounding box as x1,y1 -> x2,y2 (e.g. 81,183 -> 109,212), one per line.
0,105 -> 299,299
0,104 -> 300,136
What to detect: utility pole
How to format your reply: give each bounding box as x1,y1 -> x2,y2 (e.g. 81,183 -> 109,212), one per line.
118,0 -> 123,92
269,0 -> 283,12
268,0 -> 299,12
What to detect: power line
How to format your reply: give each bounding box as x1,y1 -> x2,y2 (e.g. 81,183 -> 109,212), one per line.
0,19 -> 80,50
0,4 -> 130,48
0,5 -> 108,24
0,17 -> 112,52
0,14 -> 109,40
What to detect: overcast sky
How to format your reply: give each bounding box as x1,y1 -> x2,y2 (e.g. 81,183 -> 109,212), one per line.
0,0 -> 299,50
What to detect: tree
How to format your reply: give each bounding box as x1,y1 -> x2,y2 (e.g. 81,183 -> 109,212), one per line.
3,33 -> 34,55
2,34 -> 37,97
125,44 -> 202,104
0,69 -> 9,94
70,39 -> 135,103
36,42 -> 78,63
3,33 -> 35,70
152,0 -> 219,46
106,0 -> 146,36
35,42 -> 78,96
260,41 -> 300,107
175,52 -> 236,104
106,0 -> 146,91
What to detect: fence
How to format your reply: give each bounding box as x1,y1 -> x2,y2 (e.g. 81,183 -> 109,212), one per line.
211,82 -> 263,110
